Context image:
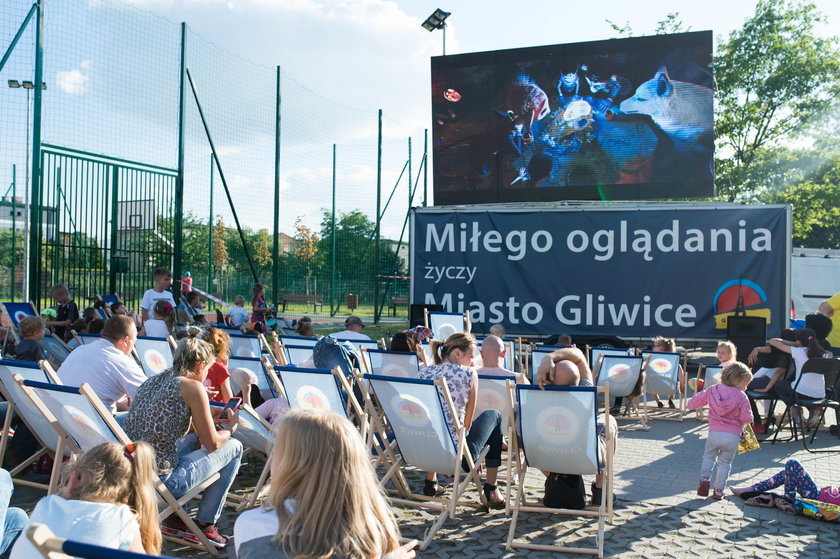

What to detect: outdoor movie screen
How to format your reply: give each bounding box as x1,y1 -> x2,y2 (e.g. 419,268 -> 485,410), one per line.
431,31 -> 714,205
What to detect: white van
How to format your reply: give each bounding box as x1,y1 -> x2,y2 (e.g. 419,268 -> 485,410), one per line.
791,248 -> 840,318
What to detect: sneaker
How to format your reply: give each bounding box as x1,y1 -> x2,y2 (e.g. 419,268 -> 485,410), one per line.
752,421 -> 767,435
697,478 -> 710,497
193,522 -> 230,548
712,488 -> 724,500
161,516 -> 188,538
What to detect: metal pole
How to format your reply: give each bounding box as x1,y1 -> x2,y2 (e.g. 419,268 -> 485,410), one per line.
423,129 -> 428,207
22,90 -> 30,302
173,22 -> 187,304
208,153 -> 214,291
407,137 -> 412,292
442,22 -> 446,56
11,165 -> 16,299
330,144 -> 337,317
27,0 -> 45,307
0,3 -> 37,74
108,165 -> 119,294
272,66 -> 282,306
374,109 -> 382,324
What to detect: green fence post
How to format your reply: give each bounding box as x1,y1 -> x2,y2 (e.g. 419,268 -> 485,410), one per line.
11,165 -> 16,301
208,153 -> 214,292
330,144 -> 336,316
108,164 -> 119,294
173,21 -> 188,304
28,0 -> 45,307
272,66 -> 282,308
374,109 -> 382,324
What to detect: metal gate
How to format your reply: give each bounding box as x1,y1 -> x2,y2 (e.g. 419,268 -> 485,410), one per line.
37,145 -> 176,309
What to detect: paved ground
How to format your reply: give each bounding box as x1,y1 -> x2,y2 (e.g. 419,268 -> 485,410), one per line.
10,412 -> 840,558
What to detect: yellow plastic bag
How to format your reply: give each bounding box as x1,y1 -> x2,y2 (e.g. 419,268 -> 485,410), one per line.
738,423 -> 760,454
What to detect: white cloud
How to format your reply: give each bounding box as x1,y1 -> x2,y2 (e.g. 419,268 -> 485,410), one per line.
55,60 -> 92,94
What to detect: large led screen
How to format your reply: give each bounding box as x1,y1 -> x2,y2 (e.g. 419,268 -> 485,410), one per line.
431,31 -> 714,204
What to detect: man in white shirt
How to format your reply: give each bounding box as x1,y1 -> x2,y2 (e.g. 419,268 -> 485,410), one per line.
476,335 -> 528,384
330,316 -> 372,341
57,315 -> 147,414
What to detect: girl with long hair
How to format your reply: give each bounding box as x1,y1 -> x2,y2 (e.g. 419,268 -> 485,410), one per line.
201,327 -> 233,403
141,299 -> 176,338
10,442 -> 160,557
251,283 -> 269,327
234,409 -> 417,559
417,332 -> 505,507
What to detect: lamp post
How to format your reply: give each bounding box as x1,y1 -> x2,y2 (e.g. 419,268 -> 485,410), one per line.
7,79 -> 45,302
421,9 -> 451,56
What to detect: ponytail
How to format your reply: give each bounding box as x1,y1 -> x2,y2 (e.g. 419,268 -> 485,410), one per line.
127,442 -> 162,554
154,300 -> 176,333
430,332 -> 476,365
797,328 -> 828,359
430,339 -> 445,364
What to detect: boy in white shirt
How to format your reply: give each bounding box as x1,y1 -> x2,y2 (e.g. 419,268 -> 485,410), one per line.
140,268 -> 175,322
227,295 -> 249,327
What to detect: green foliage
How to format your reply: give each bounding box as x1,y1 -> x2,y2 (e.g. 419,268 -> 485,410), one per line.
317,209 -> 404,283
714,0 -> 840,201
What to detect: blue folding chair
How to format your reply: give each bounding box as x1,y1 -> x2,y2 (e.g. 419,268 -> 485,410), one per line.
589,346 -> 633,376
132,336 -> 175,377
73,332 -> 102,346
363,373 -> 488,550
37,333 -> 73,367
529,344 -> 571,381
0,301 -> 38,344
276,366 -> 347,416
694,365 -> 724,421
640,350 -> 686,420
506,383 -> 614,557
474,337 -> 517,371
27,523 -> 178,558
361,348 -> 420,378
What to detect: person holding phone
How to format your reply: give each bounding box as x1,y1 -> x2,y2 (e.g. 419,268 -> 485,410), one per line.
124,338 -> 242,548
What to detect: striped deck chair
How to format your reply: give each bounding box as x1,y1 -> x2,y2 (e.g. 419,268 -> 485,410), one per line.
640,350 -> 687,421
17,379 -> 223,556
0,360 -> 63,492
425,310 -> 468,340
364,373 -> 489,550
227,355 -> 276,401
693,364 -> 723,421
132,335 -> 176,377
0,301 -> 38,344
506,383 -> 614,557
595,354 -> 649,430
27,523 -> 179,559
361,348 -> 420,378
37,334 -> 73,368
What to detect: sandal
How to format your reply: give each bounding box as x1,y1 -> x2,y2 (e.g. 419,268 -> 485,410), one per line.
483,483 -> 504,510
774,497 -> 796,515
744,494 -> 774,508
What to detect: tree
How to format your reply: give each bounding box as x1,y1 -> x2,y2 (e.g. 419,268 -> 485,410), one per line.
213,216 -> 229,272
714,0 -> 840,201
252,228 -> 273,271
293,217 -> 320,294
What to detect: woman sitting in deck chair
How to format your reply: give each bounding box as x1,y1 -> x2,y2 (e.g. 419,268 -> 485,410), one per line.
233,409 -> 418,559
418,332 -> 505,508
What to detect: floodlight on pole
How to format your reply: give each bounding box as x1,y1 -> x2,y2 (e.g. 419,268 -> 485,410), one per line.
421,9 -> 450,55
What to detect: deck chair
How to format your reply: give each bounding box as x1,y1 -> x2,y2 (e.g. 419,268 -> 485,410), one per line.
363,373 -> 489,550
640,350 -> 687,421
278,334 -> 318,348
0,301 -> 38,344
100,293 -> 120,306
17,378 -> 223,556
420,341 -> 433,364
37,334 -> 73,368
589,347 -> 633,374
0,360 -> 63,492
228,333 -> 265,359
693,365 -> 723,421
72,332 -> 101,346
276,365 -> 365,423
425,310 -> 468,340
529,344 -> 571,382
505,383 -> 614,558
132,335 -> 175,377
27,523 -> 180,559
278,344 -> 314,367
332,337 -> 381,352
474,337 -> 518,371
595,354 -> 648,429
228,355 -> 277,401
361,348 -> 420,378
476,374 -> 518,502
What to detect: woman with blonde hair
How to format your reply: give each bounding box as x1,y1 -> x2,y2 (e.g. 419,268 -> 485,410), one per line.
10,441 -> 160,556
417,332 -> 505,507
234,409 -> 417,558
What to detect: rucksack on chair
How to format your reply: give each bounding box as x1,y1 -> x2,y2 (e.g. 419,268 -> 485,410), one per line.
313,336 -> 357,377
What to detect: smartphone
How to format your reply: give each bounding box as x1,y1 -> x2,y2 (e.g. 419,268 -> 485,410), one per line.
219,397 -> 242,421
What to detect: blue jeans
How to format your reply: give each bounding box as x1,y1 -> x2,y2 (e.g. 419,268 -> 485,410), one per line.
0,469 -> 27,556
464,410 -> 503,470
160,434 -> 243,524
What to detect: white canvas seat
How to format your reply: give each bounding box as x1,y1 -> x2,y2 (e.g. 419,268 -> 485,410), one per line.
477,373 -> 518,503
17,378 -> 223,556
0,301 -> 38,344
72,332 -> 101,346
27,523 -> 178,559
529,344 -> 570,382
474,337 -> 518,371
228,333 -> 265,359
640,350 -> 687,421
364,373 -> 489,550
595,354 -> 649,429
361,348 -> 420,378
37,334 -> 72,367
132,335 -> 176,377
694,364 -> 723,420
589,346 -> 633,375
0,359 -> 63,492
332,337 -> 381,353
505,383 -> 614,557
278,344 -> 314,367
227,355 -> 276,401
425,310 -> 467,340
278,334 -> 318,348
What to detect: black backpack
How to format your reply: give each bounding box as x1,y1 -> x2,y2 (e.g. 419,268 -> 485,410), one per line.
543,473 -> 586,510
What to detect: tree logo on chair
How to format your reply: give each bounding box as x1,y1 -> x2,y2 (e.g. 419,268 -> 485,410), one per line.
393,394 -> 430,427
649,358 -> 673,375
144,350 -> 168,374
536,406 -> 578,445
296,385 -> 330,411
607,363 -> 630,378
478,391 -> 503,412
382,363 -> 410,378
43,393 -> 108,450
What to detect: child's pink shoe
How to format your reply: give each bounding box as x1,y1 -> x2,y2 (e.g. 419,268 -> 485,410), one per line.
697,478 -> 710,497
712,488 -> 724,500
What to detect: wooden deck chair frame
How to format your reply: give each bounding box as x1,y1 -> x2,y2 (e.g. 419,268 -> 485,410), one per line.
505,382 -> 614,558
595,354 -> 650,430
132,335 -> 177,377
363,373 -> 490,550
277,334 -> 318,348
27,523 -> 180,559
0,360 -> 63,492
37,333 -> 73,368
228,332 -> 267,360
476,374 -> 518,505
693,364 -> 723,421
1,301 -> 39,345
639,350 -> 688,421
71,332 -> 101,346
360,347 -> 421,378
16,378 -> 223,556
276,343 -> 315,367
528,344 -> 575,383
424,310 -> 468,340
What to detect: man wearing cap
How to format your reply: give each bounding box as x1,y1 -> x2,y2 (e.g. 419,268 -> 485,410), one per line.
331,316 -> 372,341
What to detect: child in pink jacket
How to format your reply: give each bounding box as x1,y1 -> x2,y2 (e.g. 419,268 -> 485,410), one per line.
687,362 -> 753,500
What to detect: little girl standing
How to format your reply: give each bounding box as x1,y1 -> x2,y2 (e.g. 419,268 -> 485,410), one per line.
687,362 -> 753,500
142,299 -> 176,338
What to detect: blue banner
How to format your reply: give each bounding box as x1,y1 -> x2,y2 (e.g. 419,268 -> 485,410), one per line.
412,205 -> 790,338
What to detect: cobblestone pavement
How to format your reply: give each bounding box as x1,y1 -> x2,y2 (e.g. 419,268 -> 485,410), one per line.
10,414 -> 840,558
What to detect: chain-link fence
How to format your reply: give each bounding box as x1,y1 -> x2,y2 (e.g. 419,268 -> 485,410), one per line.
1,0 -> 424,323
